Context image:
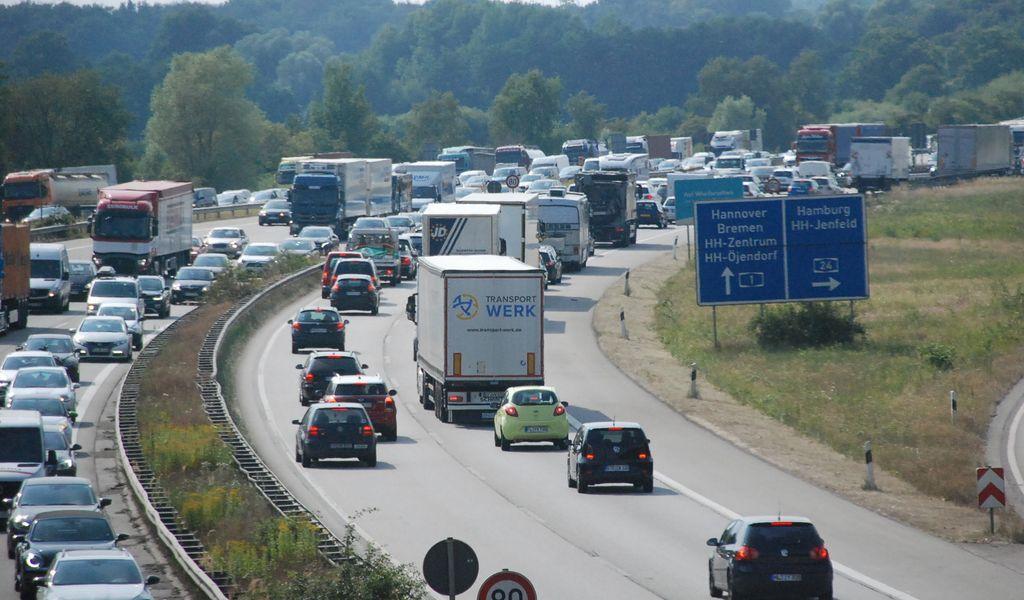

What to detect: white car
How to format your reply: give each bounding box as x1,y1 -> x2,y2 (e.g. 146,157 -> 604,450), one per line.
6,366 -> 78,414
250,188 -> 287,204
0,351 -> 59,404
39,549 -> 159,600
202,227 -> 249,258
216,189 -> 251,206
769,168 -> 798,192
85,277 -> 144,318
96,303 -> 144,350
72,316 -> 133,363
458,170 -> 487,186
237,243 -> 280,269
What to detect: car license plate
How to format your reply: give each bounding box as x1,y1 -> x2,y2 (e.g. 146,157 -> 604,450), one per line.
605,465 -> 629,472
93,349 -> 110,355
346,292 -> 361,296
354,444 -> 368,449
524,426 -> 548,433
330,443 -> 352,449
310,328 -> 327,333
477,392 -> 505,403
771,574 -> 802,582
480,412 -> 495,419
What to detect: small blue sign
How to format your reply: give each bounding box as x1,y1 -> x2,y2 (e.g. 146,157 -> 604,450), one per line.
674,177 -> 743,223
694,195 -> 868,306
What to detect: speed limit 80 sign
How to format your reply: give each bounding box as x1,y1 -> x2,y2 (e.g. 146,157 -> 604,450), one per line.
477,570 -> 536,600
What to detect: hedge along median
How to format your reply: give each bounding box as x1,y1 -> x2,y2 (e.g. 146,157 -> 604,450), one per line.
137,255 -> 427,598
654,179 -> 1024,539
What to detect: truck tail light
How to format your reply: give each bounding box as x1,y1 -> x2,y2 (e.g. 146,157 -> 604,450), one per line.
504,406 -> 518,417
734,546 -> 759,561
361,425 -> 374,437
448,393 -> 464,403
384,396 -> 395,409
553,404 -> 565,416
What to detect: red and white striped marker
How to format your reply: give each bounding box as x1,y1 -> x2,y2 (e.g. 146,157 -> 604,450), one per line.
977,467 -> 1006,509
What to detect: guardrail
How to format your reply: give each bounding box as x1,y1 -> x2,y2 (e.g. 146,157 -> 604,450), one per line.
26,204 -> 265,242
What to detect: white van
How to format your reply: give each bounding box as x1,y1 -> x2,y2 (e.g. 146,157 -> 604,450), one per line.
599,153 -> 651,181
796,160 -> 832,179
0,410 -> 49,521
530,154 -> 570,173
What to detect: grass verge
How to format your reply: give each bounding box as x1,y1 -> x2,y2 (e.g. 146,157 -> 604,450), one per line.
137,259 -> 428,597
656,179 -> 1024,517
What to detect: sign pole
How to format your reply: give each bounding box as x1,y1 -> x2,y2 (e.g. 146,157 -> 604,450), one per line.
673,236 -> 678,261
446,538 -> 456,600
686,225 -> 692,261
864,440 -> 877,491
990,507 -> 995,535
950,390 -> 957,424
712,307 -> 719,349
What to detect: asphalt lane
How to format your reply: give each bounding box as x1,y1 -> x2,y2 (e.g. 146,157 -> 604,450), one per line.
230,225 -> 1021,599
0,214 -> 294,595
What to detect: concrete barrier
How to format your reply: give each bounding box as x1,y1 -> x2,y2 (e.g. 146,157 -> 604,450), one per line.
28,204 -> 265,242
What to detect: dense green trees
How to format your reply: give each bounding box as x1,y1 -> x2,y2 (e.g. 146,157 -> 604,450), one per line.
489,70 -> 562,151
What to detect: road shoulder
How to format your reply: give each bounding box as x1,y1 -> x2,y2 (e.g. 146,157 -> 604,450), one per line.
593,252 -> 1009,543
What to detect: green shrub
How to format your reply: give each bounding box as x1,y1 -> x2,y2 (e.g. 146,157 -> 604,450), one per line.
919,342 -> 956,371
143,424 -> 231,475
204,254 -> 315,303
749,302 -> 865,349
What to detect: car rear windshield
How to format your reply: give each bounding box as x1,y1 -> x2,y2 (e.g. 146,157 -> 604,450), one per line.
2,355 -> 55,370
69,263 -> 94,275
586,427 -> 646,448
31,517 -> 113,542
309,356 -> 360,376
24,337 -> 73,354
10,397 -> 64,416
300,227 -> 333,238
312,407 -> 369,426
331,383 -> 387,396
511,389 -> 558,405
745,522 -> 822,552
20,483 -> 94,506
91,281 -> 137,298
0,427 -> 43,462
244,245 -> 278,256
298,310 -> 339,323
53,559 -> 142,585
333,261 -> 374,277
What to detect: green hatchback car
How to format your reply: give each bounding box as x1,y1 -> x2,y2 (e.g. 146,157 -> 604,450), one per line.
493,386 -> 570,451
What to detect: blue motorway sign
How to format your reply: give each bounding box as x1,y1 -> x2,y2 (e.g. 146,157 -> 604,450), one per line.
694,195 -> 868,306
673,177 -> 743,223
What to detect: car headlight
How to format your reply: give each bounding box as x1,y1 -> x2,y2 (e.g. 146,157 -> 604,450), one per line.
13,516 -> 32,530
48,290 -> 56,297
201,285 -> 210,292
229,242 -> 239,248
87,303 -> 97,312
59,459 -> 73,469
24,551 -> 43,569
171,282 -> 181,291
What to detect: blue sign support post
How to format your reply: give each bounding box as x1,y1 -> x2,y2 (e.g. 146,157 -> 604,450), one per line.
693,194 -> 869,344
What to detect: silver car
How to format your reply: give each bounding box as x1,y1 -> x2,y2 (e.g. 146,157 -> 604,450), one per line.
6,367 -> 78,415
86,278 -> 144,317
72,317 -> 133,362
96,303 -> 144,350
38,549 -> 159,600
0,351 -> 58,405
237,242 -> 280,269
202,227 -> 248,258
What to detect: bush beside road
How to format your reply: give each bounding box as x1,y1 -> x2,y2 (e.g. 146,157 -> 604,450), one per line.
645,180 -> 1024,540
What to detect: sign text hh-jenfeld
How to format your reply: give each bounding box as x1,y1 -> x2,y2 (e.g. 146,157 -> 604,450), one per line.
694,195 -> 868,306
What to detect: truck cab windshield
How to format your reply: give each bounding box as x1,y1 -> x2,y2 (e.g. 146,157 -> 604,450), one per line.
31,260 -> 61,279
94,212 -> 151,240
2,181 -> 43,200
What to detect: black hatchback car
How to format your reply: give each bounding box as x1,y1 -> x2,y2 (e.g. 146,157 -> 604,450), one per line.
567,422 -> 653,493
137,275 -> 171,318
68,262 -> 96,301
293,402 -> 377,467
296,351 -> 366,405
258,199 -> 292,226
289,307 -> 348,353
329,274 -> 380,315
707,516 -> 833,600
637,200 -> 668,228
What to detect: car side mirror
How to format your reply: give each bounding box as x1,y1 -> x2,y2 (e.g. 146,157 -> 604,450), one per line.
69,328 -> 78,334
15,345 -> 23,351
291,419 -> 301,425
706,537 -> 720,547
1,498 -> 10,508
343,319 -> 350,325
71,444 -> 82,452
33,576 -> 48,587
99,497 -> 112,508
69,411 -> 77,420
72,383 -> 80,389
76,348 -> 86,355
46,450 -> 57,465
287,319 -> 293,325
146,575 -> 160,586
561,400 -> 569,406
295,364 -> 303,370
116,533 -> 130,542
388,389 -> 397,396
361,364 -> 368,370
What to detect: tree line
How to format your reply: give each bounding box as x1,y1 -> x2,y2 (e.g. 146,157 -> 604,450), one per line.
1,0 -> 1023,190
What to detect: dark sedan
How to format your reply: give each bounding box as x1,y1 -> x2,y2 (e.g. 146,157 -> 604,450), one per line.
296,351 -> 366,406
293,402 -> 377,467
708,516 -> 832,600
289,308 -> 347,353
19,334 -> 79,383
567,421 -> 653,494
296,226 -> 339,254
68,262 -> 96,301
137,275 -> 171,318
258,199 -> 292,226
170,267 -> 215,304
15,510 -> 128,598
329,274 -> 379,315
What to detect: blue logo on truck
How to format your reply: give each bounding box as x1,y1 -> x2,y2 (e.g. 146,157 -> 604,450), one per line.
451,294 -> 479,320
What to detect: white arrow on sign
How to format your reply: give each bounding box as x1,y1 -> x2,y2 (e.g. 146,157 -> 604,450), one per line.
721,267 -> 734,296
812,277 -> 840,292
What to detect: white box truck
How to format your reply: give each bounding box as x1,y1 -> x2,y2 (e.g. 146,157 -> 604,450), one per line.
849,137 -> 911,191
365,158 -> 393,217
395,161 -> 457,209
408,255 -> 545,423
422,203 -> 502,256
456,192 -> 541,267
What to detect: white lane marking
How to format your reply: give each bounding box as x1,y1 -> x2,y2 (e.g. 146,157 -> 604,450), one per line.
1008,395 -> 1024,495
73,363 -> 118,442
564,414 -> 918,600
257,323 -> 380,549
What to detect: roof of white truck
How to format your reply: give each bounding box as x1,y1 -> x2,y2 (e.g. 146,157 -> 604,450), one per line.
456,192 -> 540,205
419,255 -> 542,273
422,203 -> 500,216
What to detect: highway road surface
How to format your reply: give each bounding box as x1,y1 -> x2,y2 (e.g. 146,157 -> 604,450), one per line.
0,214 -> 295,597
233,225 -> 1024,599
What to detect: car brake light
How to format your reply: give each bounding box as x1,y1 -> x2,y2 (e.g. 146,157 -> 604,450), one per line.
401,256 -> 411,265
608,426 -> 623,431
330,407 -> 348,411
447,393 -> 462,403
332,283 -> 341,292
553,404 -> 565,416
638,452 -> 648,460
583,445 -> 595,460
770,521 -> 794,527
304,373 -> 314,382
308,425 -> 319,437
336,322 -> 345,331
810,546 -> 829,560
361,425 -> 374,437
734,546 -> 759,561
384,396 -> 395,407
504,405 -> 518,417
291,322 -> 301,330
645,194 -> 653,199
367,284 -> 376,292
